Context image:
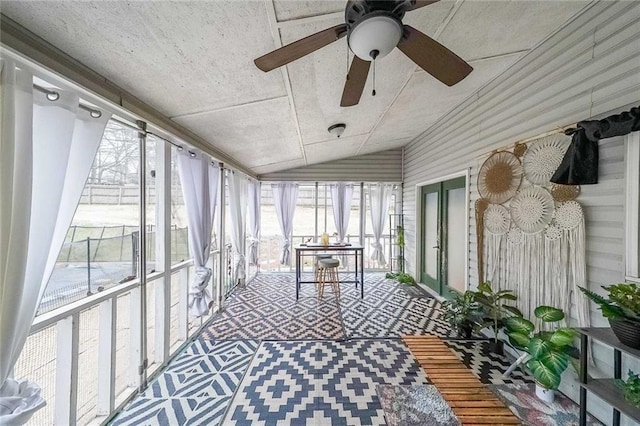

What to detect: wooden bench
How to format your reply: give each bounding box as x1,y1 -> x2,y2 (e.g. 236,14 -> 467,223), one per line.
402,335 -> 522,426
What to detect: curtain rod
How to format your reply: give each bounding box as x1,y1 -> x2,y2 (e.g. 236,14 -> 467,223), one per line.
477,122 -> 578,160
33,83 -> 103,118
33,83 -> 227,168
32,83 -> 188,151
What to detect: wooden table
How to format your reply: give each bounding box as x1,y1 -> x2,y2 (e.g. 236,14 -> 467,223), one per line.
294,243 -> 364,300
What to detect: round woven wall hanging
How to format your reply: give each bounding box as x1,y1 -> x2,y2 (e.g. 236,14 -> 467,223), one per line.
555,201 -> 584,230
477,151 -> 523,204
545,224 -> 562,241
523,134 -> 570,185
551,183 -> 580,202
484,204 -> 510,235
510,187 -> 555,234
507,228 -> 523,245
514,142 -> 527,158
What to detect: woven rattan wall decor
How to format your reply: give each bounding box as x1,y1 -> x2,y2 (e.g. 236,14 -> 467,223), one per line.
475,133 -> 590,328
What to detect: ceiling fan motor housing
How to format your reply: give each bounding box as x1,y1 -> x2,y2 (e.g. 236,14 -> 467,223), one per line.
346,1 -> 405,61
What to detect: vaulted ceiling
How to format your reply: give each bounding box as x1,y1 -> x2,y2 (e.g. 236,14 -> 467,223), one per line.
1,0 -> 590,174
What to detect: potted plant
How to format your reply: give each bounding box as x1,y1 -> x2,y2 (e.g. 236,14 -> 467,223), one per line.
385,271 -> 416,285
505,305 -> 578,403
473,282 -> 522,355
615,370 -> 640,408
579,283 -> 640,349
442,291 -> 482,338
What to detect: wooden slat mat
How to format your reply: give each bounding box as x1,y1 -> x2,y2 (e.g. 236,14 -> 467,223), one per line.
402,335 -> 522,426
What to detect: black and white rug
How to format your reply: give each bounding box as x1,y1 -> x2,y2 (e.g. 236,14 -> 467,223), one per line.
110,273 -> 532,426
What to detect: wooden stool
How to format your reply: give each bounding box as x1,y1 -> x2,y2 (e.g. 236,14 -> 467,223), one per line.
318,258 -> 340,298
314,254 -> 333,283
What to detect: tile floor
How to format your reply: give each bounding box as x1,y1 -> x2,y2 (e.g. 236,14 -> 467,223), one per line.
110,273 -> 532,425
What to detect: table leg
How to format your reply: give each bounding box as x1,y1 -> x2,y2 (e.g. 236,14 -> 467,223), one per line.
355,250 -> 358,289
296,250 -> 300,300
579,333 -> 587,426
360,249 -> 364,299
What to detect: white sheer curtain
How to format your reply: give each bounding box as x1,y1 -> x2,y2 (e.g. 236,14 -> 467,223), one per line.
247,180 -> 261,266
177,153 -> 219,317
368,183 -> 393,266
228,171 -> 248,284
0,60 -> 110,424
330,183 -> 354,243
272,183 -> 298,265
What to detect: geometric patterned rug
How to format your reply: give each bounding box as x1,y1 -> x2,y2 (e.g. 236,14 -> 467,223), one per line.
223,339 -> 429,425
444,340 -> 533,385
200,274 -> 346,340
339,275 -> 456,339
110,273 -> 535,426
110,340 -> 259,425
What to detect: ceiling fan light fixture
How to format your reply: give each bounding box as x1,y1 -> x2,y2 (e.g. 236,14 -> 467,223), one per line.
328,123 -> 346,138
348,14 -> 403,61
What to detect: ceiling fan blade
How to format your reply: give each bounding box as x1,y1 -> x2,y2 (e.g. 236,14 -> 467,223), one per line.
255,24 -> 348,72
397,25 -> 473,86
340,56 -> 371,107
405,0 -> 440,11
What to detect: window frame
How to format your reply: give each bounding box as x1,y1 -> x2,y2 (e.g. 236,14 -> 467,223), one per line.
625,131 -> 640,282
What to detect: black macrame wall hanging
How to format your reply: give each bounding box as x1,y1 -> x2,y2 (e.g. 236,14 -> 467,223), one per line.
551,105 -> 640,185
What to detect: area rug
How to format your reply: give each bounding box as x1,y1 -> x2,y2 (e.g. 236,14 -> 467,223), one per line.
376,384 -> 460,426
223,340 -> 428,425
488,383 -> 604,425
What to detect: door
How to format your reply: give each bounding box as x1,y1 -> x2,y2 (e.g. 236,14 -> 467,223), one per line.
420,177 -> 466,297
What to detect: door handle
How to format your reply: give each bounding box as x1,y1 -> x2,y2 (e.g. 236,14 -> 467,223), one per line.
433,245 -> 439,249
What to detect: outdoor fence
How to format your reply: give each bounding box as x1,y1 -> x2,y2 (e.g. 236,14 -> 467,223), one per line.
15,254 -> 220,426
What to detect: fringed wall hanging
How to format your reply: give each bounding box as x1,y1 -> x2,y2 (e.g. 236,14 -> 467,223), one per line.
475,198 -> 489,284
478,133 -> 591,328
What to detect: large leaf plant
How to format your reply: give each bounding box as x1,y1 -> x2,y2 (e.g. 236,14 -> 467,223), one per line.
505,305 -> 578,390
579,283 -> 640,322
473,282 -> 522,343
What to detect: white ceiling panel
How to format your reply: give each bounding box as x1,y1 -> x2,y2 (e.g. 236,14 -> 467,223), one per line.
304,134 -> 367,164
1,1 -> 287,117
282,1 -> 453,146
173,98 -> 302,168
363,52 -> 523,149
274,0 -> 344,22
254,158 -> 307,175
1,0 -> 592,175
439,1 -> 589,60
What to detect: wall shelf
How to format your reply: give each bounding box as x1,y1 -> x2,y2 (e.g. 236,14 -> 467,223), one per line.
578,327 -> 640,426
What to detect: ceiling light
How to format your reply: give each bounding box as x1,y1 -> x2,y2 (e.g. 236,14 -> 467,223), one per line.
328,123 -> 346,138
348,14 -> 403,61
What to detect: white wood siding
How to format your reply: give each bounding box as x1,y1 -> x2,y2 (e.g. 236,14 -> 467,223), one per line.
258,149 -> 403,182
402,2 -> 640,424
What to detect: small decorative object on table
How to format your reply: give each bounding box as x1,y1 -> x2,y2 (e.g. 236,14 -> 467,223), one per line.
505,305 -> 578,403
321,232 -> 330,246
579,283 -> 640,349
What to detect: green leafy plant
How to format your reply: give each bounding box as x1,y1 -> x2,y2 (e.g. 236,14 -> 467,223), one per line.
385,272 -> 416,285
442,291 -> 483,337
615,370 -> 640,408
579,283 -> 640,321
473,282 -> 522,344
396,225 -> 405,248
505,305 -> 578,390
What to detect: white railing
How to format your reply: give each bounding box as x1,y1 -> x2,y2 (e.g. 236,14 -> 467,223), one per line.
259,234 -> 397,272
14,251 -> 220,426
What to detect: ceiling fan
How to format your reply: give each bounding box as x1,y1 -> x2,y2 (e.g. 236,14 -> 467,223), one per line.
254,0 -> 473,107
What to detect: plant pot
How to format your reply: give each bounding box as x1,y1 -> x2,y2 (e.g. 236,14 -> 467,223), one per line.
456,320 -> 473,339
535,383 -> 555,403
488,339 -> 504,355
609,318 -> 640,349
